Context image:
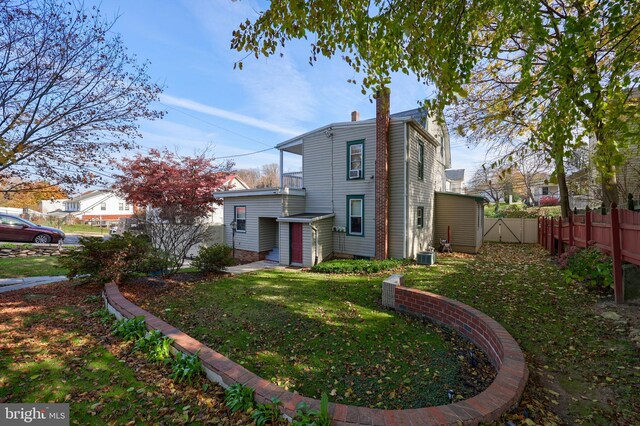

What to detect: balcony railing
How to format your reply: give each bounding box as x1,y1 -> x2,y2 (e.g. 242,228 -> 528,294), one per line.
282,171 -> 303,189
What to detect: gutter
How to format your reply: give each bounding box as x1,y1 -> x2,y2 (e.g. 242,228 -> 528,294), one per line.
403,122 -> 408,259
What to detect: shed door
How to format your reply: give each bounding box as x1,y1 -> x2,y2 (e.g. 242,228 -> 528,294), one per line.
290,223 -> 303,264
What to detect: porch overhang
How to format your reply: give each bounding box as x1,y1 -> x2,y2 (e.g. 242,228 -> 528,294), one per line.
213,187 -> 306,198
276,213 -> 335,223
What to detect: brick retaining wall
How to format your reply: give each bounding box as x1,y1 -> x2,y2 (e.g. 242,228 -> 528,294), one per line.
104,276 -> 528,425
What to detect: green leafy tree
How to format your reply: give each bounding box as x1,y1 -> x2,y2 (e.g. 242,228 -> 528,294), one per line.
232,0 -> 640,215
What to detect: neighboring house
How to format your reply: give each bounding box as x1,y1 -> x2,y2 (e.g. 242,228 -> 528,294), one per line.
531,181 -> 559,204
445,169 -> 465,194
42,189 -> 134,222
214,92 -> 463,266
209,175 -> 249,224
433,192 -> 486,253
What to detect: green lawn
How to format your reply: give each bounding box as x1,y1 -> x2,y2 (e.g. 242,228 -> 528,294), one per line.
0,283 -> 253,425
126,271 -> 486,409
0,256 -> 68,278
30,220 -> 107,235
402,244 -> 639,425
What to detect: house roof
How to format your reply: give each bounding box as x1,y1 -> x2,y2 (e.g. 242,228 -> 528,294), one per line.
435,191 -> 487,204
213,187 -> 305,198
70,189 -> 111,202
276,213 -> 335,223
275,108 -> 439,152
445,169 -> 465,181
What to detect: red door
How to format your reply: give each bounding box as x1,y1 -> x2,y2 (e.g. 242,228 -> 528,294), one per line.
290,223 -> 303,264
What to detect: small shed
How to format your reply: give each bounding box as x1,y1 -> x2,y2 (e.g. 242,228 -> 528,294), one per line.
433,192 -> 486,254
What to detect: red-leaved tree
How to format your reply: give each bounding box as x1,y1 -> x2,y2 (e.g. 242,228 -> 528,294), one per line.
115,149 -> 233,273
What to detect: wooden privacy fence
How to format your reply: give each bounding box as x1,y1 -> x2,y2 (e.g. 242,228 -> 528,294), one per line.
538,204 -> 640,304
484,218 -> 539,243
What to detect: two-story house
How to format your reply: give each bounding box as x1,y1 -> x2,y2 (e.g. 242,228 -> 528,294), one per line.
214,91 -> 454,266
41,189 -> 135,222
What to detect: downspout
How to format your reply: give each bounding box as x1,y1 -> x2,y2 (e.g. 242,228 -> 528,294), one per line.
311,224 -> 319,265
403,122 -> 408,258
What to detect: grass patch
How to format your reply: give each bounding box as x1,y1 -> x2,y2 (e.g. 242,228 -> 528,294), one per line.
402,244 -> 639,425
131,270 -> 487,409
310,258 -> 411,274
0,282 -> 259,425
0,256 -> 68,278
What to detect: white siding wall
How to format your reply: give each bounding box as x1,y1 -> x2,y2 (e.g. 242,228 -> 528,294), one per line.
303,224 -> 313,267
310,217 -> 334,265
388,122 -> 406,259
223,195 -> 300,253
279,223 -> 290,264
302,123 -> 377,258
81,194 -> 131,216
405,124 -> 444,258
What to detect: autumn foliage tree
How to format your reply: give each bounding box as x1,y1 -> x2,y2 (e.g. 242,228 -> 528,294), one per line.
0,0 -> 163,195
0,180 -> 67,210
115,149 -> 233,273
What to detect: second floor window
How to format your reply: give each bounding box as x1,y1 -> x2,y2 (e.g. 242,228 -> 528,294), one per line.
100,202 -> 106,211
118,203 -> 124,211
417,206 -> 424,228
347,140 -> 364,180
418,141 -> 424,180
235,206 -> 246,232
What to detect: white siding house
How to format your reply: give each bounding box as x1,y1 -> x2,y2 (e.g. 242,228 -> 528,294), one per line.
215,94 -> 457,266
42,189 -> 134,222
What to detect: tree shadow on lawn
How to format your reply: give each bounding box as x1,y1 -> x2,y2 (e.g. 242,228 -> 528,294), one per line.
126,270 -> 495,410
404,243 -> 640,425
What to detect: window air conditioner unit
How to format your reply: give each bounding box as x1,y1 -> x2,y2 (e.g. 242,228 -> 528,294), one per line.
349,169 -> 361,179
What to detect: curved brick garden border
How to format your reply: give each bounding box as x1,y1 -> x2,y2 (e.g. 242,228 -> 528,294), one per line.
103,276 -> 527,426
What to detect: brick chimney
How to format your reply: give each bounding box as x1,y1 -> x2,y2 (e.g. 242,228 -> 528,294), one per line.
374,88 -> 390,260
351,111 -> 360,122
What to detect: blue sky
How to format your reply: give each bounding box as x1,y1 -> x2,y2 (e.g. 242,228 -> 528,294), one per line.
92,0 -> 487,179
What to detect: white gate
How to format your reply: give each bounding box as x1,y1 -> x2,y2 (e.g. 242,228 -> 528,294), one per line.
483,218 -> 538,243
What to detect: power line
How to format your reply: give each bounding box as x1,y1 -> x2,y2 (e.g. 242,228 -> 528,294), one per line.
160,102 -> 275,149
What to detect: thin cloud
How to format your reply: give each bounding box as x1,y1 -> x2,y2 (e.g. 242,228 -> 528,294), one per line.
160,94 -> 301,137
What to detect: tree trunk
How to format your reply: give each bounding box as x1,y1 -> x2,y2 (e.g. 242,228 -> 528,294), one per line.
601,170 -> 619,207
557,169 -> 571,218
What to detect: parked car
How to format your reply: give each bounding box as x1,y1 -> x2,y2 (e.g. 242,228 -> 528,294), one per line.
0,214 -> 65,244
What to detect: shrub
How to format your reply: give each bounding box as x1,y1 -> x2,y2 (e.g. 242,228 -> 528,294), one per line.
310,258 -> 410,274
112,316 -> 147,341
58,233 -> 159,283
562,246 -> 613,290
133,329 -> 174,364
192,244 -> 235,274
539,196 -> 560,206
224,383 -> 255,413
292,393 -> 331,426
170,351 -> 201,383
251,397 -> 281,425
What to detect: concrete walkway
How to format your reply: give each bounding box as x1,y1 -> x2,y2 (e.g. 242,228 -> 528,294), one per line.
223,260 -> 287,274
0,276 -> 68,294
0,260 -> 284,294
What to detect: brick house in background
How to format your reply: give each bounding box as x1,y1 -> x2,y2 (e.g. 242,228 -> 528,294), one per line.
214,91 -> 459,266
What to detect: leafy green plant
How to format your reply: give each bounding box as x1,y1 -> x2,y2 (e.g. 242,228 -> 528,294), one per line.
58,232 -> 160,284
310,258 -> 410,274
91,307 -> 114,325
192,244 -> 235,274
292,393 -> 330,426
562,246 -> 613,290
224,383 -> 255,413
133,329 -> 174,363
170,351 -> 201,383
111,316 -> 147,341
251,396 -> 281,426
